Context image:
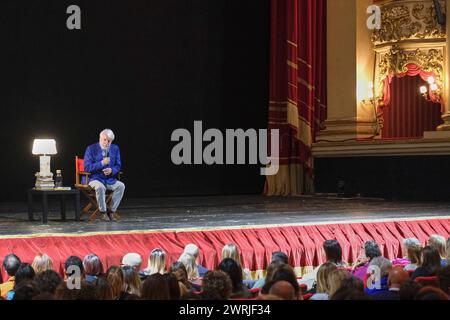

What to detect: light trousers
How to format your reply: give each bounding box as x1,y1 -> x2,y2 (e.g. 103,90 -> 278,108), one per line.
88,180 -> 125,213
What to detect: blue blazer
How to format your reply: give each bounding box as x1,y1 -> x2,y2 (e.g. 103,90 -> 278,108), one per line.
83,143 -> 121,185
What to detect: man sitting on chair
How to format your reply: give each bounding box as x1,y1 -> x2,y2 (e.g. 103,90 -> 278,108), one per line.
83,129 -> 125,222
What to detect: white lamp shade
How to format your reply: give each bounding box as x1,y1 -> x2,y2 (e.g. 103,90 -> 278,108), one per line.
32,139 -> 57,155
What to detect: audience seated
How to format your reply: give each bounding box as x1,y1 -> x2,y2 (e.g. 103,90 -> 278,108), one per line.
122,265 -> 142,297
365,256 -> 392,296
218,258 -> 252,299
371,266 -> 409,300
221,243 -> 252,282
200,270 -> 232,300
330,276 -> 369,300
428,235 -> 448,267
6,263 -> 35,300
437,265 -> 450,296
0,235 -> 448,301
352,240 -> 382,281
141,273 -> 170,300
411,246 -> 441,280
252,256 -> 287,289
64,256 -> 85,281
398,279 -> 421,300
299,239 -> 347,290
0,254 -> 21,298
309,262 -> 337,300
31,253 -> 54,274
143,248 -> 166,276
392,238 -> 421,270
261,262 -> 301,299
183,244 -> 209,277
106,266 -> 128,300
83,253 -> 104,283
268,280 -> 296,300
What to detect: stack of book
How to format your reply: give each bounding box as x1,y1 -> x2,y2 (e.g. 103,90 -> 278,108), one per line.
35,172 -> 55,190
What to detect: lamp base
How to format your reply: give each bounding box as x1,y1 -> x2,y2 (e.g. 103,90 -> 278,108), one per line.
35,172 -> 55,190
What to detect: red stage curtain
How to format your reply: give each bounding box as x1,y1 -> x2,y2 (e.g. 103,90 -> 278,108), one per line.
380,64 -> 443,139
2,218 -> 450,281
265,0 -> 327,196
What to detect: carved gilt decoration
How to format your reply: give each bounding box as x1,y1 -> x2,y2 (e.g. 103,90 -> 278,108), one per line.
372,0 -> 446,46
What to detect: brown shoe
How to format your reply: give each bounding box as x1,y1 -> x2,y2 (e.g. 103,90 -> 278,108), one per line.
107,210 -> 118,222
100,213 -> 110,222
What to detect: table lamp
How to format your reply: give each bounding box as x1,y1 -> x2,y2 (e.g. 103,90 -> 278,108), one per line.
32,139 -> 57,189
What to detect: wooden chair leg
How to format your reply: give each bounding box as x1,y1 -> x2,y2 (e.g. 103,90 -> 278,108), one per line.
88,208 -> 100,223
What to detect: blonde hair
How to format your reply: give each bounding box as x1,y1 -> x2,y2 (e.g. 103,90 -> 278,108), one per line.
178,252 -> 199,280
184,244 -> 199,258
221,243 -> 241,265
316,262 -> 338,294
145,248 -> 166,275
428,235 -> 446,258
32,253 -> 53,273
328,269 -> 349,298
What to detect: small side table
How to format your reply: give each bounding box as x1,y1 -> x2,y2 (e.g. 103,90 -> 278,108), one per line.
28,188 -> 81,223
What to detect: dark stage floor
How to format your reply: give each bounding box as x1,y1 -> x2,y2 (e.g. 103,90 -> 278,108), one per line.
0,195 -> 449,237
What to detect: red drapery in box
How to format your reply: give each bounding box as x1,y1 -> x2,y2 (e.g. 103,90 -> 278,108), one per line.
265,0 -> 327,196
380,64 -> 443,139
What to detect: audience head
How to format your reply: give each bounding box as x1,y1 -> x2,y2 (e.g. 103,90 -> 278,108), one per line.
163,273 -> 181,300
83,253 -> 104,276
328,269 -> 350,297
406,244 -> 422,265
316,262 -> 338,294
331,276 -> 368,300
3,253 -> 21,277
184,244 -> 200,259
262,263 -> 300,297
221,243 -> 241,265
121,253 -> 142,271
94,277 -> 114,300
368,256 -> 392,278
268,280 -> 295,300
421,246 -> 441,274
271,251 -> 289,265
402,238 -> 420,255
323,240 -> 343,265
202,270 -> 232,300
141,273 -> 170,300
12,280 -> 39,300
364,240 -> 382,261
55,280 -> 97,300
32,253 -> 53,273
35,270 -> 63,295
388,266 -> 409,289
437,265 -> 450,295
169,261 -> 188,284
427,235 -> 446,259
106,266 -> 125,299
146,248 -> 166,275
218,258 -> 244,293
178,252 -> 199,280
122,265 -> 142,297
399,280 -> 421,300
64,256 -> 84,279
264,260 -> 286,284
14,263 -> 35,288
415,286 -> 449,300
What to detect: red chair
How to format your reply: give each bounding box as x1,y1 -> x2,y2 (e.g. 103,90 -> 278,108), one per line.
75,156 -> 122,222
302,293 -> 313,300
414,276 -> 438,287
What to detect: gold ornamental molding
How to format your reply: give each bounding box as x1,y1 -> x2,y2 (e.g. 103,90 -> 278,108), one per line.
371,0 -> 446,46
378,45 -> 444,82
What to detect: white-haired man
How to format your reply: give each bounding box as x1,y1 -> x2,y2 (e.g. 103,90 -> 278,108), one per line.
83,129 -> 125,222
